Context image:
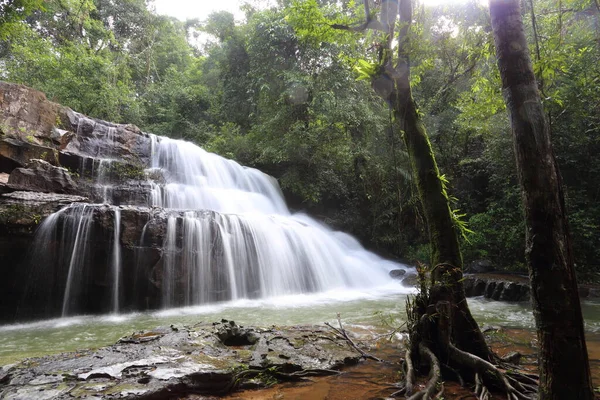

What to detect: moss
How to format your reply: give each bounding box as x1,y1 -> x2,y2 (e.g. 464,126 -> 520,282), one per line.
0,123 -> 9,136
187,353 -> 232,369
109,162 -> 146,180
232,349 -> 254,361
0,204 -> 43,228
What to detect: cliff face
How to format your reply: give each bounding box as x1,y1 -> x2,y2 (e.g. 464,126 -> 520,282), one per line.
0,82 -> 159,322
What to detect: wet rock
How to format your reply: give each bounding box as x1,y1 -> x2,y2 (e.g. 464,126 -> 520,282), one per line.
463,277 -> 487,297
462,274 -> 530,302
500,282 -> 526,302
588,288 -> 600,298
0,191 -> 87,228
0,369 -> 9,384
481,325 -> 502,333
215,320 -> 259,346
62,115 -> 152,166
490,281 -> 505,300
579,285 -> 600,299
502,351 -> 522,364
401,274 -> 418,287
8,159 -> 77,194
0,191 -> 89,323
389,269 -> 406,279
0,323 -> 360,399
0,138 -> 58,173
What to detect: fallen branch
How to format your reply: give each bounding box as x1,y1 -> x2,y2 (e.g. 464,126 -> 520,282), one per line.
324,314 -> 383,362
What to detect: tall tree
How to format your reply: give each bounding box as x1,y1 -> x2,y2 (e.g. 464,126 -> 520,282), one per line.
489,0 -> 594,399
386,0 -> 491,360
287,0 -> 540,397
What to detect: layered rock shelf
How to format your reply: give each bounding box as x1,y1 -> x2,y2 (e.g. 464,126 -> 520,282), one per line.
0,82 -> 157,322
0,321 -> 361,399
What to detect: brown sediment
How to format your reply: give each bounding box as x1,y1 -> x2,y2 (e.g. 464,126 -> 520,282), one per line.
218,329 -> 600,400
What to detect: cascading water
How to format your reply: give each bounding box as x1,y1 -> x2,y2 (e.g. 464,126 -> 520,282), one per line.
111,207 -> 121,313
23,120 -> 409,319
60,204 -> 95,316
146,135 -> 402,306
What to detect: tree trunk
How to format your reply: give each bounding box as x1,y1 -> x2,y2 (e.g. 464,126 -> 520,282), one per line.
489,1 -> 594,398
388,0 -> 490,360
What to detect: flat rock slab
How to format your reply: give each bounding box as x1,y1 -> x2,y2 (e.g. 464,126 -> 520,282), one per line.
0,321 -> 361,399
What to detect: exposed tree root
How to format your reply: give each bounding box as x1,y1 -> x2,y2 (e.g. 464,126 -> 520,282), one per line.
406,343 -> 441,400
405,344 -> 416,395
448,343 -> 536,400
398,266 -> 539,400
442,362 -> 465,387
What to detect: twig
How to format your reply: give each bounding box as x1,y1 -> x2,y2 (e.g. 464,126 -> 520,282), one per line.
324,314 -> 383,362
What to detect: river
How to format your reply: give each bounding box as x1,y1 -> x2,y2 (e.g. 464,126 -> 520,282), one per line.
2,284 -> 600,367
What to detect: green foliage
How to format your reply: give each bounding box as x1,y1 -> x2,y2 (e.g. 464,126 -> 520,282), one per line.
108,162 -> 146,181
0,0 -> 44,40
354,59 -> 378,81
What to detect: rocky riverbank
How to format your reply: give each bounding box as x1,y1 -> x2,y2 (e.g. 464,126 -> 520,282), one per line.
0,321 -> 363,400
393,269 -> 600,302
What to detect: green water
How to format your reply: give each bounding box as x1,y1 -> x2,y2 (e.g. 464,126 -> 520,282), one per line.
2,288 -> 600,366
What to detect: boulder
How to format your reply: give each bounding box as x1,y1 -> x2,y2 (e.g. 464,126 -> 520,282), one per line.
215,320 -> 259,346
401,273 -> 419,287
389,269 -> 407,279
0,81 -> 72,147
463,277 -> 487,297
466,259 -> 494,273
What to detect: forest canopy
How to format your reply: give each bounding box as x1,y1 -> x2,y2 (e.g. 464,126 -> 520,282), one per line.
1,0 -> 599,281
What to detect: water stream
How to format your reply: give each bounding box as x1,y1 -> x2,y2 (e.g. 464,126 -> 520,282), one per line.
2,293 -> 600,366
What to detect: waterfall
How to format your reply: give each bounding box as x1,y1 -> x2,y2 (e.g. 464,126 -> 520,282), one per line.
60,204 -> 95,316
148,135 -> 288,214
24,125 -> 408,319
111,207 -> 121,313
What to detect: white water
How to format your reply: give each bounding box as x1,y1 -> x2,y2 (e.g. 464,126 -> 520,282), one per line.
112,207 -> 122,313
149,135 -> 288,214
24,123 -> 412,318
60,205 -> 95,316
146,134 -> 407,307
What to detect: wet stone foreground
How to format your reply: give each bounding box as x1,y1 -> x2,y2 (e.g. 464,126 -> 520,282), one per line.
0,321 -> 361,400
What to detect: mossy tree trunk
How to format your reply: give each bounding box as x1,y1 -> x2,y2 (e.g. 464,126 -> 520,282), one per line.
382,0 -> 491,361
489,1 -> 594,398
335,1 -> 539,397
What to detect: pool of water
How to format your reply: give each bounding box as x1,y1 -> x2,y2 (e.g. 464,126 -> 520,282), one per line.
2,282 -> 600,366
